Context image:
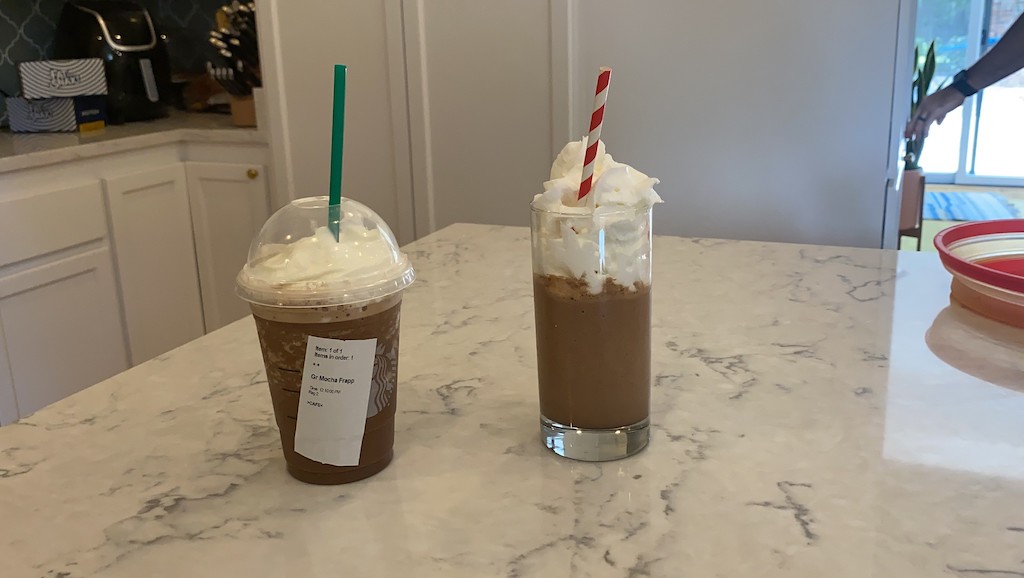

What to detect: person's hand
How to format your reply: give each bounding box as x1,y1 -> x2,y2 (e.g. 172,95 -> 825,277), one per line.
904,86 -> 966,142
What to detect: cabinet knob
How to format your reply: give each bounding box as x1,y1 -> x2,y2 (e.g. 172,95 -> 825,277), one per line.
247,168 -> 259,180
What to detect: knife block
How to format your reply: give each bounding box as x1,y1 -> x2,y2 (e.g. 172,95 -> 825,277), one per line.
230,95 -> 256,127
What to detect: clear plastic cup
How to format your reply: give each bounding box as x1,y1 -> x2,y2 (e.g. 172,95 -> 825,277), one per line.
237,196 -> 414,484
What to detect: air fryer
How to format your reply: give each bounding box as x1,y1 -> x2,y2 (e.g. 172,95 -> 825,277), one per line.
54,0 -> 172,124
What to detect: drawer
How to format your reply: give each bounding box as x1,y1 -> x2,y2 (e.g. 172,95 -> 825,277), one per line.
0,181 -> 108,267
0,247 -> 128,421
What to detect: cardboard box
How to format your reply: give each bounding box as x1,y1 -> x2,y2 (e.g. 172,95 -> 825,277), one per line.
230,95 -> 256,127
18,58 -> 107,99
72,95 -> 108,132
6,96 -> 108,133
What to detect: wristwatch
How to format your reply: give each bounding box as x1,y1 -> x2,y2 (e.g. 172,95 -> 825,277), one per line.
952,70 -> 978,97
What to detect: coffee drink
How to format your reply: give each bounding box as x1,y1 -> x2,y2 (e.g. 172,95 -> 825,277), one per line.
251,294 -> 402,484
533,275 -> 650,430
237,197 -> 414,484
531,137 -> 661,461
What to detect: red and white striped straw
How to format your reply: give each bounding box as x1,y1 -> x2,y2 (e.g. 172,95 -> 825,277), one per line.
577,67 -> 612,201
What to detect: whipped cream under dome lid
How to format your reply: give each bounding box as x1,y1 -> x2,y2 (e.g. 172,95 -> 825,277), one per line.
236,196 -> 415,307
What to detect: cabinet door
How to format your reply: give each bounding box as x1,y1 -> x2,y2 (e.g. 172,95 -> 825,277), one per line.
0,180 -> 112,424
0,323 -> 16,425
0,249 -> 129,419
105,165 -> 205,365
185,162 -> 269,332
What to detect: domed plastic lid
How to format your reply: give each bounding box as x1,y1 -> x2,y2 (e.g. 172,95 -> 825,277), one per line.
236,196 -> 414,307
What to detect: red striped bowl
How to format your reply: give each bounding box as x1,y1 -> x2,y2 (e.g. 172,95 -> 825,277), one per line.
934,219 -> 1024,328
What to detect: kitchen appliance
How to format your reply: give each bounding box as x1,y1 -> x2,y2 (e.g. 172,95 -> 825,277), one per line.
54,0 -> 172,124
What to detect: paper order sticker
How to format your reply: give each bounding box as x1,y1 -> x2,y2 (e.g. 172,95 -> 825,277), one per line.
294,336 -> 378,466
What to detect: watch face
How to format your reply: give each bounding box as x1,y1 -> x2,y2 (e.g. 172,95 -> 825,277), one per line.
953,70 -> 976,97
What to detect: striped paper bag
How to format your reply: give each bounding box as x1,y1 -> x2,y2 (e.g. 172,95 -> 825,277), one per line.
18,59 -> 108,99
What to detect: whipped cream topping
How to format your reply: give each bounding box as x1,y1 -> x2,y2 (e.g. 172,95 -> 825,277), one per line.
533,138 -> 662,212
240,222 -> 409,305
532,138 -> 662,293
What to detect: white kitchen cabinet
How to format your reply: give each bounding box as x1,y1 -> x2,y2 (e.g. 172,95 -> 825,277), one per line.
0,181 -> 128,423
0,247 -> 130,421
0,249 -> 128,421
0,324 -> 15,425
185,161 -> 269,332
0,126 -> 271,423
104,165 -> 206,365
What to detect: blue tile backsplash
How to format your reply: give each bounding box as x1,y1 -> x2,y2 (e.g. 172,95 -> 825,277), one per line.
0,0 -> 226,125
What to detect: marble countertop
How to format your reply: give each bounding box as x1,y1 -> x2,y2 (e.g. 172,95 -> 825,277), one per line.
0,111 -> 265,173
2,224 -> 1023,577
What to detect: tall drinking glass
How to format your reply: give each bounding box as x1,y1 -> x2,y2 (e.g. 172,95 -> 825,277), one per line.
531,204 -> 653,461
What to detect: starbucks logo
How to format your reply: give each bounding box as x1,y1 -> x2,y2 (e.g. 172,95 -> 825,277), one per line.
366,344 -> 396,418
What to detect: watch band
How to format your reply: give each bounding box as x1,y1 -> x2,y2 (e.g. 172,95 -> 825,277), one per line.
952,70 -> 978,97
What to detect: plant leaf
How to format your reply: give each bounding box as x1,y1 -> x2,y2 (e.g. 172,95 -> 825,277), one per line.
923,49 -> 936,87
906,40 -> 939,169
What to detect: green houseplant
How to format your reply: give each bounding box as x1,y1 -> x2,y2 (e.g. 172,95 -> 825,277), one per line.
906,41 -> 937,170
900,41 -> 938,250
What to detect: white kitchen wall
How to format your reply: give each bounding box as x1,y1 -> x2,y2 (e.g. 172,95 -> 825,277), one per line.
257,0 -> 414,243
261,0 -> 913,248
572,0 -> 905,248
401,0 -> 910,247
403,0 -> 555,233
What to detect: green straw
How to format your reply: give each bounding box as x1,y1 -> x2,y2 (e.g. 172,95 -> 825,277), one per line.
328,64 -> 347,241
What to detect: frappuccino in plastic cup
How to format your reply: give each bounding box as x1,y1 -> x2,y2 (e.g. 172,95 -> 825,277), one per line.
237,196 -> 414,484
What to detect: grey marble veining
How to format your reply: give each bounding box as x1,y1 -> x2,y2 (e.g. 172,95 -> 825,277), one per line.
1,224 -> 1022,577
0,110 -> 264,173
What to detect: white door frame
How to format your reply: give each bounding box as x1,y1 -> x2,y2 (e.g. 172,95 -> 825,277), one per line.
401,0 -> 572,238
884,0 -> 920,249
401,0 -> 435,237
549,0 -> 576,153
254,0 -> 294,212
384,0 -> 418,244
256,0 -> 419,244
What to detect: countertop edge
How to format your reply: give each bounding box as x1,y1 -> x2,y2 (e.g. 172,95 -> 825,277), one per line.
0,123 -> 267,174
